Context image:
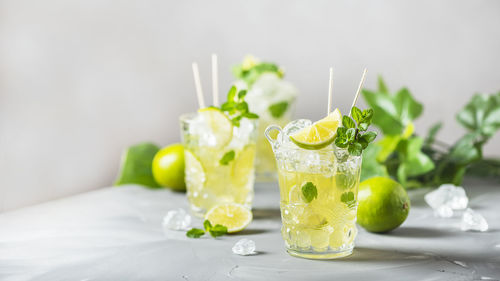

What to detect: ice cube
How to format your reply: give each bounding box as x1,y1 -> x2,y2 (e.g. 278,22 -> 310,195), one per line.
278,119 -> 311,146
232,238 -> 256,256
230,118 -> 255,148
424,184 -> 469,217
188,114 -> 217,146
461,208 -> 488,232
434,205 -> 453,218
162,208 -> 192,231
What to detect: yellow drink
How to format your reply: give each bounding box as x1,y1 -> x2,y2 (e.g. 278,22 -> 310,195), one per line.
181,112 -> 257,217
268,122 -> 361,259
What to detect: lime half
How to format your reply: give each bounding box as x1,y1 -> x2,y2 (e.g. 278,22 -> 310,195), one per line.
205,203 -> 253,233
198,107 -> 233,148
290,109 -> 342,149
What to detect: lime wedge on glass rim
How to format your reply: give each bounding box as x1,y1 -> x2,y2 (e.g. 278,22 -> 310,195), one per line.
290,108 -> 342,149
198,107 -> 233,148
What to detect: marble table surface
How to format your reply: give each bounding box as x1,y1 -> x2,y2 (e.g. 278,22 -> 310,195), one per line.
0,179 -> 499,281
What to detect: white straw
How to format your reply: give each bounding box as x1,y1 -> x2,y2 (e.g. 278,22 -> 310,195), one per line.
192,62 -> 205,109
349,68 -> 367,117
327,67 -> 333,115
211,54 -> 219,106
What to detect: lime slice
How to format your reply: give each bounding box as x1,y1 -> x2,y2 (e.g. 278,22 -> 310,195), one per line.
205,203 -> 253,233
231,145 -> 256,187
198,107 -> 233,148
290,108 -> 342,150
114,142 -> 161,188
184,149 -> 206,191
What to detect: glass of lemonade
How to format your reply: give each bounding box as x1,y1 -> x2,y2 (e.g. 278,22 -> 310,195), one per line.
233,57 -> 298,182
180,108 -> 258,217
265,118 -> 362,259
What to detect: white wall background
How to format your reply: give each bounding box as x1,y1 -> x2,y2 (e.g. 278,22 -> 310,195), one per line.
1,0 -> 499,212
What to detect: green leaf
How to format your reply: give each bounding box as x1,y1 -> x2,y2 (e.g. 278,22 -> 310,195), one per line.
358,122 -> 368,131
348,142 -> 363,156
376,135 -> 402,162
268,101 -> 289,118
378,76 -> 389,94
448,133 -> 482,165
361,131 -> 377,143
237,90 -> 247,100
456,92 -> 500,137
424,122 -> 443,147
361,144 -> 388,181
219,150 -> 236,165
243,112 -> 259,119
301,182 -> 318,203
114,142 -> 161,188
186,228 -> 205,238
342,116 -> 356,129
227,86 -> 237,102
362,89 -> 404,135
351,107 -> 363,123
398,136 -> 435,177
209,224 -> 228,238
341,191 -> 356,207
220,102 -> 235,112
236,102 -> 249,113
394,88 -> 423,125
233,60 -> 283,86
346,128 -> 356,141
231,116 -> 242,127
203,219 -> 212,231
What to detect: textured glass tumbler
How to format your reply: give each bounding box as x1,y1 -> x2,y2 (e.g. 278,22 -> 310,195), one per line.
266,125 -> 362,259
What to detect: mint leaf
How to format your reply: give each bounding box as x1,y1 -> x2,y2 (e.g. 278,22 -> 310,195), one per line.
236,101 -> 249,112
237,90 -> 247,100
227,86 -> 237,102
243,112 -> 259,119
186,228 -> 205,238
361,131 -> 377,143
301,182 -> 317,203
114,142 -> 161,188
361,144 -> 388,181
351,107 -> 363,123
219,150 -> 235,165
268,101 -> 289,118
341,191 -> 356,207
203,219 -> 213,231
208,224 -> 228,238
346,128 -> 356,141
348,142 -> 363,156
342,116 -> 356,129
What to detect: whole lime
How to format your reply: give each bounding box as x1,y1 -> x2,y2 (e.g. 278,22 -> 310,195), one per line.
152,143 -> 186,191
357,177 -> 410,233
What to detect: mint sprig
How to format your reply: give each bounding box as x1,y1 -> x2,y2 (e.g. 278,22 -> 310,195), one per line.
220,86 -> 259,127
335,106 -> 378,156
186,219 -> 228,239
233,62 -> 284,87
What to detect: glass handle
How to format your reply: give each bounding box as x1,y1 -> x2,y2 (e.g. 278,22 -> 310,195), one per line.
264,125 -> 282,146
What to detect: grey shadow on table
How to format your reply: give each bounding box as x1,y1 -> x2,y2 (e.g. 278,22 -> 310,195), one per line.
383,226 -> 459,238
233,228 -> 272,235
252,208 -> 281,220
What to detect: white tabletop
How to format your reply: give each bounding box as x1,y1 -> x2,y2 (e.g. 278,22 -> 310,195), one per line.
1,179 -> 499,281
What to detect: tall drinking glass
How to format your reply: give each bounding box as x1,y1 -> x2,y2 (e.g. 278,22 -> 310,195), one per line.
180,113 -> 257,217
265,123 -> 362,259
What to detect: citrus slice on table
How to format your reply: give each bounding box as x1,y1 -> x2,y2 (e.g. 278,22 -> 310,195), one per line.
231,145 -> 256,187
290,108 -> 342,149
198,107 -> 233,148
205,203 -> 253,233
184,150 -> 206,191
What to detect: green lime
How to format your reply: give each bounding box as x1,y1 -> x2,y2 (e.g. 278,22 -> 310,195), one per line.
289,109 -> 341,150
357,177 -> 410,233
115,142 -> 161,188
152,144 -> 186,191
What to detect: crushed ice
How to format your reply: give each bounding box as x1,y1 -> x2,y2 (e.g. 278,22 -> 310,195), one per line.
424,184 -> 468,218
232,238 -> 256,256
162,208 -> 192,231
461,208 -> 488,232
